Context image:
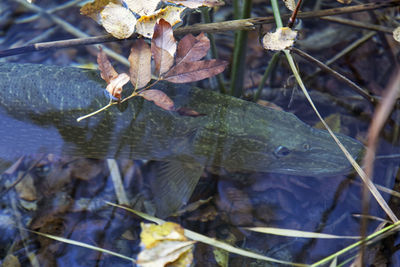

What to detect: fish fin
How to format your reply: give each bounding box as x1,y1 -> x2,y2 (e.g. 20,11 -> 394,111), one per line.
149,161 -> 204,218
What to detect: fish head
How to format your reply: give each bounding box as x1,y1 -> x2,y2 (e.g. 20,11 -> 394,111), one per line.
223,107 -> 364,177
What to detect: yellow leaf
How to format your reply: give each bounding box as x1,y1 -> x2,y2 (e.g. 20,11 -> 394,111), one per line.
80,0 -> 118,21
282,0 -> 296,11
100,3 -> 137,39
140,222 -> 187,249
135,6 -> 186,38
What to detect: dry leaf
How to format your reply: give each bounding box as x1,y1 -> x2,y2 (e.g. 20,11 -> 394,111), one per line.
166,0 -> 224,8
282,0 -> 296,11
176,107 -> 206,117
151,19 -> 177,76
135,6 -> 185,38
137,222 -> 195,267
97,47 -> 118,83
139,89 -> 175,111
80,0 -> 118,21
262,27 -> 297,51
123,0 -> 160,16
337,0 -> 352,3
393,26 -> 400,43
105,73 -> 130,100
129,39 -> 152,89
176,32 -> 210,64
164,59 -> 228,83
100,2 -> 137,39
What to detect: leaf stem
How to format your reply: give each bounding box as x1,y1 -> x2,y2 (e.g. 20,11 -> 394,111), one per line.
76,102 -> 113,122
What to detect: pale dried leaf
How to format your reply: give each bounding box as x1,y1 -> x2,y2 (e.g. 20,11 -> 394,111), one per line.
129,39 -> 152,89
282,0 -> 296,11
135,6 -> 185,38
151,19 -> 177,75
336,0 -> 352,3
97,47 -> 118,83
80,0 -> 117,21
164,59 -> 228,83
123,0 -> 160,16
137,240 -> 195,266
176,32 -> 210,64
393,26 -> 400,43
263,27 -> 297,51
166,0 -> 224,8
139,89 -> 175,111
100,3 -> 137,39
106,73 -> 130,100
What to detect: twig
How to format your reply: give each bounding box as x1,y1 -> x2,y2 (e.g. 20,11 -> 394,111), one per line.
2,1 -> 399,59
290,47 -> 378,105
287,0 -> 303,28
13,0 -> 130,66
305,31 -> 376,82
322,16 -> 394,34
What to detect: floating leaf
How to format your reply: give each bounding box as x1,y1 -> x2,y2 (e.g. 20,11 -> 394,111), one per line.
105,73 -> 130,100
262,27 -> 297,51
164,59 -> 228,83
97,47 -> 118,83
123,0 -> 160,16
151,19 -> 177,76
139,89 -> 175,111
137,222 -> 195,267
393,26 -> 400,43
100,2 -> 137,39
176,32 -> 210,64
166,0 -> 224,8
135,6 -> 185,38
129,39 -> 152,89
176,107 -> 206,117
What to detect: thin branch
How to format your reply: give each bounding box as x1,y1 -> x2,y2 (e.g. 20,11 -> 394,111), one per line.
290,47 -> 378,105
1,1 -> 399,59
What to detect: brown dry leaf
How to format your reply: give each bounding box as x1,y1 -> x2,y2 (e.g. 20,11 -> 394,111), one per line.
123,0 -> 160,16
176,32 -> 210,64
166,0 -> 224,8
176,107 -> 206,117
136,6 -> 185,38
129,39 -> 152,89
139,89 -> 175,111
100,2 -> 137,39
262,27 -> 297,51
106,73 -> 130,100
282,0 -> 296,11
97,47 -> 118,83
80,0 -> 117,21
164,59 -> 228,83
151,19 -> 177,76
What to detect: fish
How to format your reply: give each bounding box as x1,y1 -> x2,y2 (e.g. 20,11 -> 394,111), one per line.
0,63 -> 363,217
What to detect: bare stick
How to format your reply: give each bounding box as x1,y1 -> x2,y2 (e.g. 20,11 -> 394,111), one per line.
290,47 -> 378,105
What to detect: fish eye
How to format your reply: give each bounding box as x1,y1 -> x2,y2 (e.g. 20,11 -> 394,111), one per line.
302,143 -> 311,151
274,146 -> 291,158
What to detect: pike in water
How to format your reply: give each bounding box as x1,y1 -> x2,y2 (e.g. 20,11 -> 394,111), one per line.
0,63 -> 363,216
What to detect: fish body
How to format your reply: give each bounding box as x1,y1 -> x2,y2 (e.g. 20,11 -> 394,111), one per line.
0,63 -> 363,176
0,63 -> 363,216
